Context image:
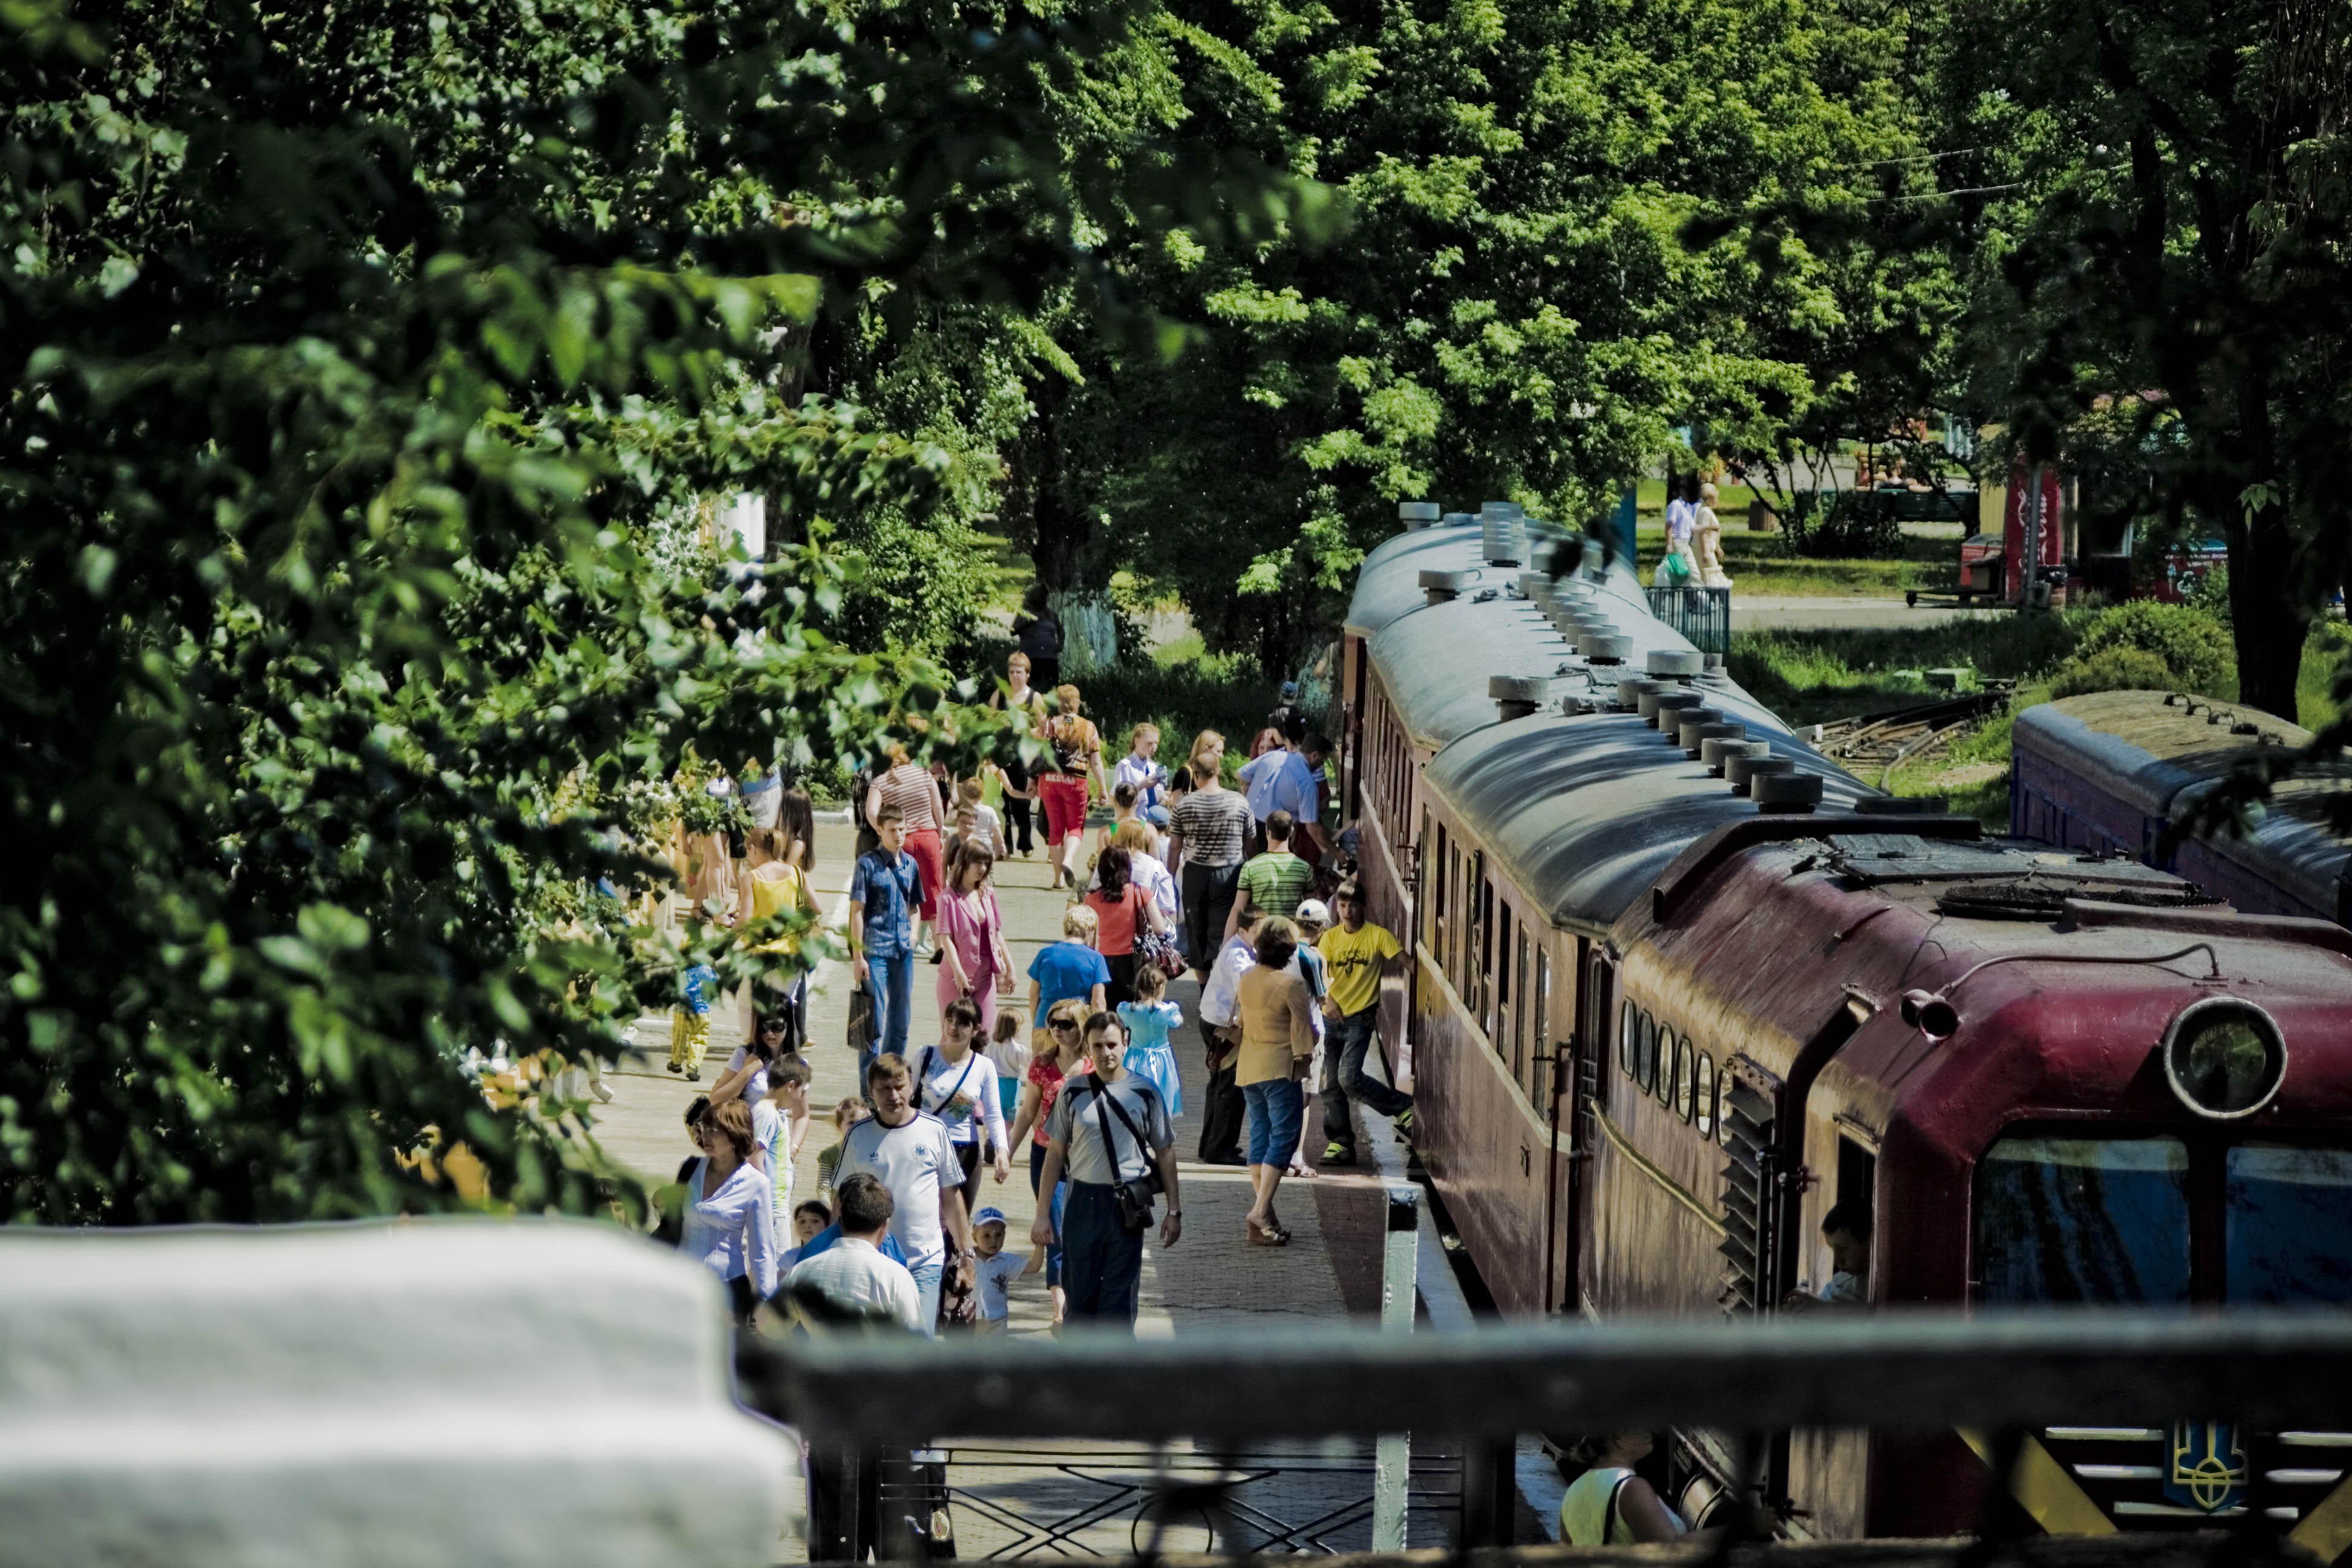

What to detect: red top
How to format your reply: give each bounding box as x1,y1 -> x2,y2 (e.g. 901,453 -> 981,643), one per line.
1083,883 -> 1151,956
1027,1056 -> 1091,1146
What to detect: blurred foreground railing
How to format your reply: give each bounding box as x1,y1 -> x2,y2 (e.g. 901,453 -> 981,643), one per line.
742,1312 -> 2352,1565
740,1311 -> 2352,1444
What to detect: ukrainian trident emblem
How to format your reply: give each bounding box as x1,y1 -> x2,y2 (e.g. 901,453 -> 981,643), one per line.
2164,1422 -> 2247,1514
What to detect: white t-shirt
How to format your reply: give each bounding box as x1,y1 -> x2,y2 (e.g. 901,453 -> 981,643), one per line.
722,1047 -> 768,1107
837,1111 -> 962,1269
913,1045 -> 1005,1149
785,1237 -> 923,1331
974,1250 -> 1025,1322
751,1100 -> 799,1230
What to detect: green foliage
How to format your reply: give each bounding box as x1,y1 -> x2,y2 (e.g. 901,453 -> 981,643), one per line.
1002,0 -> 1947,667
0,0 -> 1316,1223
2069,603 -> 2235,696
2049,647 -> 2180,699
1933,0 -> 2352,718
1785,492 -> 1910,561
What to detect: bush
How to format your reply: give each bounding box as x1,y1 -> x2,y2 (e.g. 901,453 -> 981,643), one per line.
2070,601 -> 2234,694
2049,646 -> 2180,699
1788,491 -> 1907,560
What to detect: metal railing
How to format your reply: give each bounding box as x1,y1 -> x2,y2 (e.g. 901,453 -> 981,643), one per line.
1647,586 -> 1732,656
738,1311 -> 2352,1561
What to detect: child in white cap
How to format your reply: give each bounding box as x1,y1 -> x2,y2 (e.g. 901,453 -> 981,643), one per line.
971,1205 -> 1028,1333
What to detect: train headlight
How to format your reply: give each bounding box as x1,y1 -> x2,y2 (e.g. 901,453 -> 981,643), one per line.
2161,999 -> 2287,1119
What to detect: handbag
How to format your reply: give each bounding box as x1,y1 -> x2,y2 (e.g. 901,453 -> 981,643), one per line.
1087,1080 -> 1165,1233
1136,924 -> 1184,980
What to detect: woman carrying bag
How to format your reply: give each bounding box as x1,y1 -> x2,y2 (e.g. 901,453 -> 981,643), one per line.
933,838 -> 1013,1039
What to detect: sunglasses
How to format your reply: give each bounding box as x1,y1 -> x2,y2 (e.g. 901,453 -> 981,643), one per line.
1048,1019 -> 1079,1032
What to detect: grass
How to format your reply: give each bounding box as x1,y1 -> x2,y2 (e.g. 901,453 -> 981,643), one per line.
1627,518 -> 1965,598
1738,612 -> 2352,827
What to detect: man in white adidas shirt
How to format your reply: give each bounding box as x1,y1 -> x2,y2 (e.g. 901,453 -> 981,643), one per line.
836,1052 -> 970,1334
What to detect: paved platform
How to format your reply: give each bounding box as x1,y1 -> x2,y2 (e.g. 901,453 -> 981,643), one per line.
586,821 -> 1488,1558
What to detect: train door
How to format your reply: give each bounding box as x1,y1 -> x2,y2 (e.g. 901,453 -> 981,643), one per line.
1567,943 -> 1613,1318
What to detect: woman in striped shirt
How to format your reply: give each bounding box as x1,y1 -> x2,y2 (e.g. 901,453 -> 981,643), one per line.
866,742 -> 946,951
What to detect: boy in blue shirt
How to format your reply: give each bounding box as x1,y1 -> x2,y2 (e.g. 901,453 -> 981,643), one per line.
849,805 -> 921,1083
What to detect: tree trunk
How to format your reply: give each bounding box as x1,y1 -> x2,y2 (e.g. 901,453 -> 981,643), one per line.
2228,506 -> 2309,719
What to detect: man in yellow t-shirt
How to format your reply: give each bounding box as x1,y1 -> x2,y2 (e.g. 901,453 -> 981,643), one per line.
1313,883 -> 1412,1165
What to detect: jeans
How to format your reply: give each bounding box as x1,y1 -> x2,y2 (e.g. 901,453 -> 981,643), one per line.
1027,1141 -> 1065,1289
1060,1181 -> 1146,1325
1243,1077 -> 1304,1167
1323,1007 -> 1413,1147
861,949 -> 913,1083
1181,862 -> 1240,975
908,1259 -> 943,1338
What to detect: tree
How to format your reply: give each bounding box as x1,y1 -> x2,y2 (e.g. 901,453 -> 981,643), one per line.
1014,0 -> 1942,667
1936,0 -> 2352,717
0,0 -> 1315,1223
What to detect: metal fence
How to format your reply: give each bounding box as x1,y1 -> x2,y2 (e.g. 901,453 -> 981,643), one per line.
1647,586 -> 1731,656
737,1312 -> 2352,1563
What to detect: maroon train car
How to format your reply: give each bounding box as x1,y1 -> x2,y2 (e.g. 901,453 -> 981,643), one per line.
2013,690 -> 2352,925
1608,820 -> 2352,1543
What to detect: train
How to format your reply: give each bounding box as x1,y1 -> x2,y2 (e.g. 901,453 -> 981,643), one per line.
1336,503 -> 2352,1549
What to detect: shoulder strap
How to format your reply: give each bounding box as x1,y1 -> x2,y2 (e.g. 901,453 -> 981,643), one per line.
1085,1080 -> 1157,1168
913,1046 -> 936,1103
1604,1474 -> 1634,1546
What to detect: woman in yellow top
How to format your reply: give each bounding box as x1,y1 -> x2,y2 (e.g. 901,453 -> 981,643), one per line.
731,825 -> 818,1046
1233,917 -> 1318,1247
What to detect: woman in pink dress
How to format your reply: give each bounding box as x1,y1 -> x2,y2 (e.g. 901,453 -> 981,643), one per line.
934,838 -> 1011,1037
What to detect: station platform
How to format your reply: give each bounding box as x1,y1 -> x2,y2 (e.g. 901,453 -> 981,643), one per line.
593,819 -> 1547,1558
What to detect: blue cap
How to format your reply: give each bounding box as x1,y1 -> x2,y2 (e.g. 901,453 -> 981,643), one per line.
1279,681 -> 1299,699
974,1206 -> 1008,1227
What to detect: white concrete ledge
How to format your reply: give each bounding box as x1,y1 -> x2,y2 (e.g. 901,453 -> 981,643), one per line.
0,1218 -> 797,1568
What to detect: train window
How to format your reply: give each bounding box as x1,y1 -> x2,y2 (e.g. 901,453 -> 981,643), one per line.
1693,1052 -> 1715,1136
1976,1137 -> 2190,1304
1636,1013 -> 1656,1094
1661,1031 -> 1681,1105
1716,1064 -> 1734,1145
1620,1000 -> 1638,1077
2226,1146 -> 2352,1304
1673,1037 -> 1695,1121
1495,903 -> 1513,1060
1514,927 -> 1531,1081
1434,827 -> 1449,969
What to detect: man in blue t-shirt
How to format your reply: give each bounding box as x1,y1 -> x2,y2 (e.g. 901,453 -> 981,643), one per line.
850,805 -> 922,1080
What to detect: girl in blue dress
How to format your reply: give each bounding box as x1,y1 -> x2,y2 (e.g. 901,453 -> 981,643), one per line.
1116,965 -> 1184,1118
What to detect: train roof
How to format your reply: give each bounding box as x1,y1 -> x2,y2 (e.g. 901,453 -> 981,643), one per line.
1344,523 -> 1488,639
1617,826 -> 2352,1157
2014,690 -> 2310,816
1422,710 -> 1882,935
1365,544 -> 1775,751
2177,773 -> 2352,921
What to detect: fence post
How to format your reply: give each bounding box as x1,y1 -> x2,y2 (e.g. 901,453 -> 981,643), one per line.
1373,1184 -> 1418,1550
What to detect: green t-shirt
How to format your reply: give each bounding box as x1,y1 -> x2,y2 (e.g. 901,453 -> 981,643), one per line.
1238,851 -> 1314,921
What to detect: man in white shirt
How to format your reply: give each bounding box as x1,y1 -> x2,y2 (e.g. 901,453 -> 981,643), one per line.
836,1052 -> 970,1335
782,1173 -> 923,1331
1195,907 -> 1264,1166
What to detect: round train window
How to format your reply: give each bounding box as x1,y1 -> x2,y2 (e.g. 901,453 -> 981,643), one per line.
1673,1038 -> 1696,1121
1636,1014 -> 1656,1093
2162,999 -> 2287,1119
1621,1001 -> 1638,1077
1716,1065 -> 1736,1145
1694,1052 -> 1716,1136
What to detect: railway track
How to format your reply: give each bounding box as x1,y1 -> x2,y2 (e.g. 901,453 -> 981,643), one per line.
1809,687 -> 2012,789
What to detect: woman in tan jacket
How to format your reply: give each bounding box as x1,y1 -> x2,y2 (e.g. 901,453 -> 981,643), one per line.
1233,917 -> 1318,1246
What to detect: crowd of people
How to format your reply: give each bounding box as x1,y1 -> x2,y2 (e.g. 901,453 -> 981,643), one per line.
654,645 -> 1417,1342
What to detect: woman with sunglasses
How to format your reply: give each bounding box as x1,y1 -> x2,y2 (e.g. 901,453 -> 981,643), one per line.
1005,998 -> 1090,1328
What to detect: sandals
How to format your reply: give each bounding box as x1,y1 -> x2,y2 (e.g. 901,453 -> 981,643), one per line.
1245,1217 -> 1291,1247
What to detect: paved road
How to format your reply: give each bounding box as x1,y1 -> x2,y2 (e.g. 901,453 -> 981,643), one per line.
592,821 -> 1498,1560
1732,593 -> 2008,632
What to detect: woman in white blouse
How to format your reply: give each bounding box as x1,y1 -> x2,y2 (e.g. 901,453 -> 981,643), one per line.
913,996 -> 1010,1215
681,1098 -> 779,1320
